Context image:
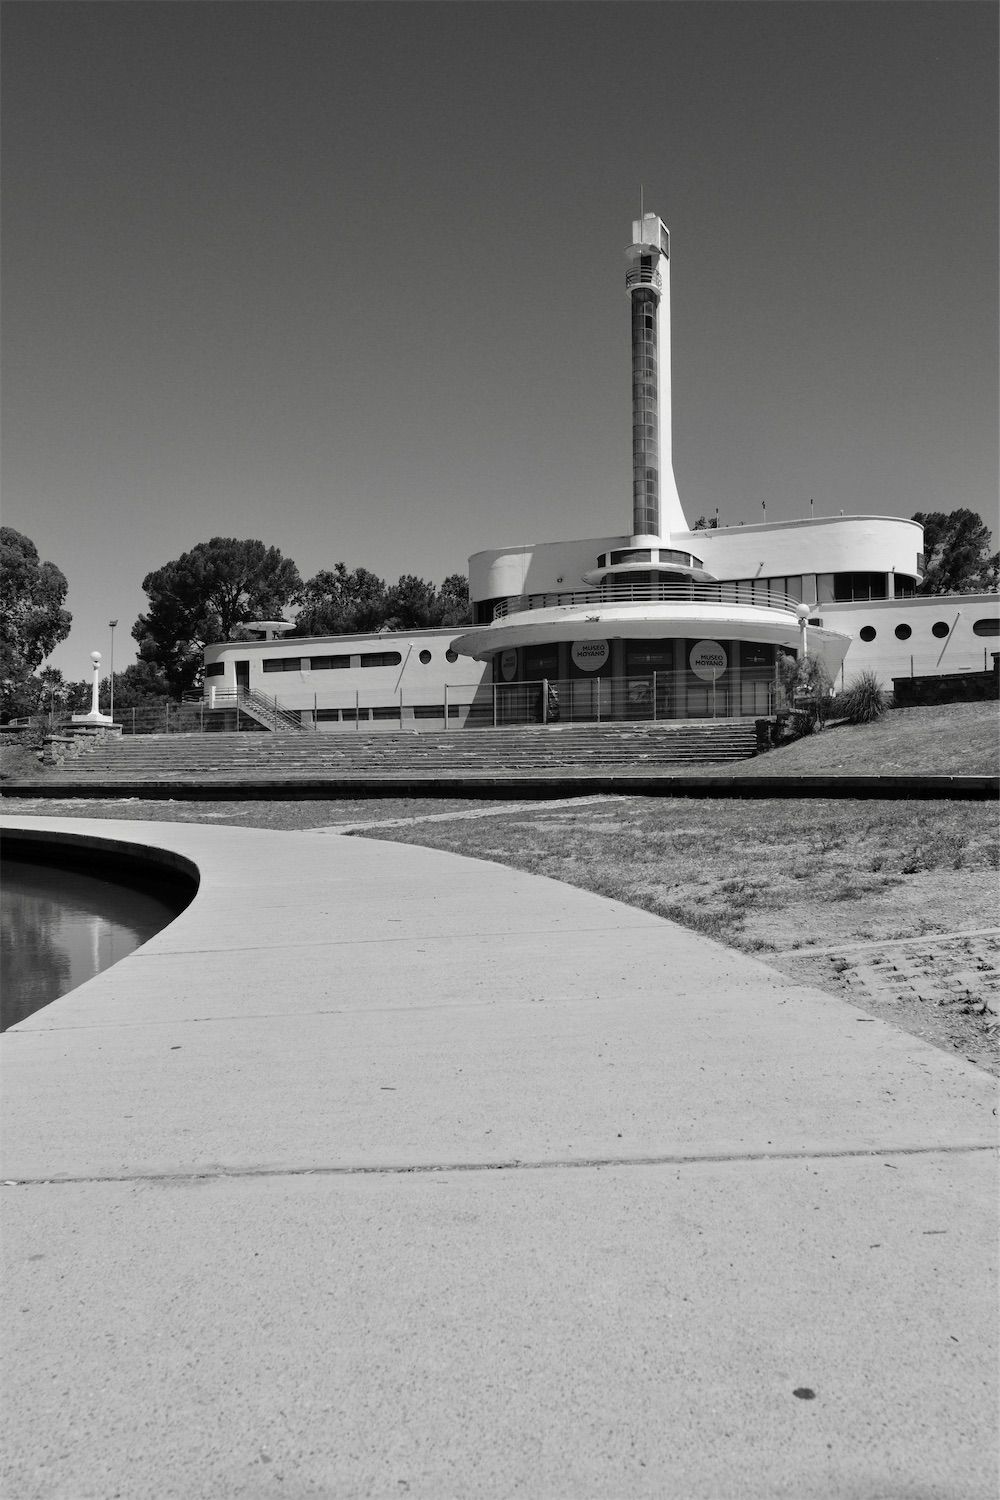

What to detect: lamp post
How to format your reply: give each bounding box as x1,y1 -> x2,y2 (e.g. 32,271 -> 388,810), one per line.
796,603 -> 811,659
108,620 -> 118,722
88,652 -> 102,717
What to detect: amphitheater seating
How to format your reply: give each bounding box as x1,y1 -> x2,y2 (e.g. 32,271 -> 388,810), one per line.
13,721 -> 761,788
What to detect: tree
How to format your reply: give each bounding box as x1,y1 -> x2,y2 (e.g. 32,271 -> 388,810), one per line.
0,528 -> 72,718
914,510 -> 998,595
105,660 -> 171,711
776,652 -> 833,734
133,538 -> 301,695
433,573 -> 472,627
384,574 -> 438,630
692,515 -> 719,531
295,566 -> 472,636
295,564 -> 389,637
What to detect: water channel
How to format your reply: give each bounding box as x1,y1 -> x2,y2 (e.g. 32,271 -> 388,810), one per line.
2,851 -> 191,1030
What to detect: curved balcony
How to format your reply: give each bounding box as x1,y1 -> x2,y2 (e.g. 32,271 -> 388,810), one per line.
625,266 -> 662,294
492,580 -> 805,621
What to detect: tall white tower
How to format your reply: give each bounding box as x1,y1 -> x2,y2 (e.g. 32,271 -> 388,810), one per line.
625,212 -> 685,543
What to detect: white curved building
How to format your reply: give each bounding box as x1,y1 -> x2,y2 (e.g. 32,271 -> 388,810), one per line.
202,212 -> 998,729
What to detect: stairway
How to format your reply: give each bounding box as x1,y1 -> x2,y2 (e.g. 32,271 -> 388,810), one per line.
6,721 -> 762,790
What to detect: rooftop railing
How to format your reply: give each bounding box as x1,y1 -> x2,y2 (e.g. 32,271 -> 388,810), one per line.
492,581 -> 805,621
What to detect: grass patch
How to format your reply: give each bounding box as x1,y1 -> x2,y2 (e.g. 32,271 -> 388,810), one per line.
0,795 -> 505,829
743,701 -> 998,777
362,795 -> 999,953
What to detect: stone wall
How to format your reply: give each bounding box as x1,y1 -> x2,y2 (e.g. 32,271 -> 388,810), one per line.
893,658 -> 999,707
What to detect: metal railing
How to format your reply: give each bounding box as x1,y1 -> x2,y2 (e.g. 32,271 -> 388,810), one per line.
491,580 -> 805,620
625,267 -> 662,293
196,687 -> 305,732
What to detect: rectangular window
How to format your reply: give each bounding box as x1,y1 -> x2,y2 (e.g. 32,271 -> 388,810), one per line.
833,572 -> 888,602
341,708 -> 370,721
524,646 -> 559,679
413,705 -> 445,719
204,662 -> 225,677
262,657 -> 303,673
372,707 -> 400,720
309,655 -> 351,671
816,574 -> 835,604
360,651 -> 402,668
741,641 -> 773,669
625,640 -> 672,670
315,708 -> 341,722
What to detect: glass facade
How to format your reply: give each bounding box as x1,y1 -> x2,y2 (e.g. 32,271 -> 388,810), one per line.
488,638 -> 779,721
631,288 -> 659,537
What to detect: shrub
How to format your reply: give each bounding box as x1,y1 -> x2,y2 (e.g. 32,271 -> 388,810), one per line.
776,653 -> 834,734
837,669 -> 888,724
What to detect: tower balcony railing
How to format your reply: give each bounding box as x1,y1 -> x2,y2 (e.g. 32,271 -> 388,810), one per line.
625,267 -> 662,293
492,581 -> 805,621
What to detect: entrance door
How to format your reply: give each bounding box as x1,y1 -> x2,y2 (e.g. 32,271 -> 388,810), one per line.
234,661 -> 250,691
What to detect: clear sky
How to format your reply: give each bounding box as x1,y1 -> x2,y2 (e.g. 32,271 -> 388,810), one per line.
3,1 -> 997,677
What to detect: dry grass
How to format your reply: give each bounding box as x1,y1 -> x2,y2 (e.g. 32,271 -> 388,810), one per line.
362,795 -> 999,1073
741,701 -> 998,776
0,795 -> 500,827
362,796 -> 998,950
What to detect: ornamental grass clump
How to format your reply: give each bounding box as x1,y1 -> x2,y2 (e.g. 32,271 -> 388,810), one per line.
838,669 -> 888,724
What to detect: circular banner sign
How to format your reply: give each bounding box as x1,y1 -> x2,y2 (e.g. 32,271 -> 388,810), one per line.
500,648 -> 518,682
690,640 -> 728,681
571,639 -> 610,673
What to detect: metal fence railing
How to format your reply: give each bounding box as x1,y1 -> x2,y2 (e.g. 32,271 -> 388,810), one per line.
9,673 -> 779,736
482,674 -> 778,725
492,580 -> 805,619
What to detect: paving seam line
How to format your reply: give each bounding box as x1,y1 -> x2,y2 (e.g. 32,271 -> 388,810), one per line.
4,1141 -> 996,1189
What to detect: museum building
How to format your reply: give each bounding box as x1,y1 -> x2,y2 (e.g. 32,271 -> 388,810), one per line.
202,213 -> 998,730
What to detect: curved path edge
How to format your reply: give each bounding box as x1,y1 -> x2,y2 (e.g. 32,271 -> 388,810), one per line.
2,815 -> 997,1498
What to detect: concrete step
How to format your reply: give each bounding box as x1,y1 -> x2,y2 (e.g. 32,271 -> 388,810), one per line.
28,721 -> 762,786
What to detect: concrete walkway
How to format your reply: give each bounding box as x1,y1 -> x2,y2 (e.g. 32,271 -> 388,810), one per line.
2,815 -> 997,1499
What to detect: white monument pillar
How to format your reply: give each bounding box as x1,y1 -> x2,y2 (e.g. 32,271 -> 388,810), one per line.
71,651 -> 114,726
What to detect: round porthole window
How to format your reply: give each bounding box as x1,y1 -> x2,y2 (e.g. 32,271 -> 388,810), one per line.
931,621 -> 950,639
894,623 -> 911,640
418,649 -> 432,664
859,626 -> 876,642
445,648 -> 458,662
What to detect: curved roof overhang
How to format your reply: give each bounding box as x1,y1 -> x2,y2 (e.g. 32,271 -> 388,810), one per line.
451,601 -> 851,676
458,602 -> 813,656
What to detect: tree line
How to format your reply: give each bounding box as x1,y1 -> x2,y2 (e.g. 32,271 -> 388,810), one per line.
0,530 -> 472,715
2,511 -> 997,718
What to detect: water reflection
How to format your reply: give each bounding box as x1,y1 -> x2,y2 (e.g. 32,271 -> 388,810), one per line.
2,859 -> 181,1029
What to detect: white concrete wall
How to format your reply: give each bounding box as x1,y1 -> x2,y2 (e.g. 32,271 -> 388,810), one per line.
203,629 -> 490,729
675,515 -> 924,583
469,516 -> 925,604
469,536 -> 626,602
821,594 -> 1000,690
653,249 -> 686,539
